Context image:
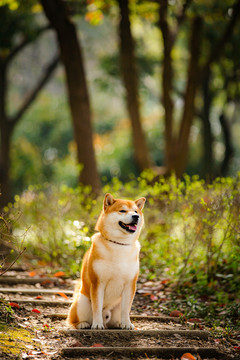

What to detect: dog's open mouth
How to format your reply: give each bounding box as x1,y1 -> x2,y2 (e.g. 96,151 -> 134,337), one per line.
119,221 -> 138,233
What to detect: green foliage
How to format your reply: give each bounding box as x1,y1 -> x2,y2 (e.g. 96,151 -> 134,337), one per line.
9,173 -> 240,295
0,0 -> 42,56
11,185 -> 99,275
6,3 -> 240,196
0,298 -> 14,324
11,93 -> 76,194
141,174 -> 239,283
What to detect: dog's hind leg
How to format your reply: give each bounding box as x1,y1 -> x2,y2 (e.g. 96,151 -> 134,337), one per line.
103,308 -> 111,327
67,299 -> 80,329
106,303 -> 121,329
75,293 -> 92,329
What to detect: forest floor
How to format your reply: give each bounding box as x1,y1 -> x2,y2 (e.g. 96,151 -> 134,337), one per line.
0,266 -> 239,360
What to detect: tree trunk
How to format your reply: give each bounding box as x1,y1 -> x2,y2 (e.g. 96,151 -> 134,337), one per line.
117,0 -> 152,171
173,17 -> 203,178
158,0 -> 176,173
41,0 -> 100,192
0,62 -> 12,208
158,1 -> 239,178
0,124 -> 12,209
201,69 -> 214,180
219,113 -> 234,176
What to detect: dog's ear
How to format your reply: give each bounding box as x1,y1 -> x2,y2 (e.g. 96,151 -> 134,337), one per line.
135,197 -> 146,211
104,193 -> 115,211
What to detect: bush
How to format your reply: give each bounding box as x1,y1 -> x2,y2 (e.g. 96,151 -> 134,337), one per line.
10,173 -> 240,296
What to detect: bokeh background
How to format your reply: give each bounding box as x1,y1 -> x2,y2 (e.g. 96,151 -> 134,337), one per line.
0,0 -> 240,332
1,0 -> 240,207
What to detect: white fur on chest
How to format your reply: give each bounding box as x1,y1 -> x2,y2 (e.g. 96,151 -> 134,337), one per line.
92,240 -> 139,309
93,241 -> 139,281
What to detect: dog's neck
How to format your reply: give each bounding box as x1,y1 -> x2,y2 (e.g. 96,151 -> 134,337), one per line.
105,238 -> 131,246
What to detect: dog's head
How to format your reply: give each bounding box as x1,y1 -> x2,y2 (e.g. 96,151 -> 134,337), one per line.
96,193 -> 146,242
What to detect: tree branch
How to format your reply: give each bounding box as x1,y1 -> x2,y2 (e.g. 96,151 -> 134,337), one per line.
172,0 -> 193,43
203,0 -> 240,75
9,54 -> 60,127
176,0 -> 192,26
0,247 -> 26,276
6,25 -> 51,64
159,0 -> 174,50
176,16 -> 203,176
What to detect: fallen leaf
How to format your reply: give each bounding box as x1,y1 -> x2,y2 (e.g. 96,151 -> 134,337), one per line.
9,302 -> 20,309
28,271 -> 37,277
70,341 -> 84,347
30,351 -> 42,355
32,308 -> 41,314
53,271 -> 65,277
41,279 -> 53,286
170,310 -> 184,317
150,294 -> 158,301
91,343 -> 104,347
24,350 -> 42,357
57,292 -> 69,300
43,324 -> 51,331
181,353 -> 196,360
35,295 -> 43,299
161,279 -> 170,285
188,318 -> 202,323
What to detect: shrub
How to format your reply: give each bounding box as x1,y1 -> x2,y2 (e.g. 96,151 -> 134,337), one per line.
10,173 -> 240,295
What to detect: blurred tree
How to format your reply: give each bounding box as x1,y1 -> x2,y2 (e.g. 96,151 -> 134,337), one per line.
40,0 -> 101,193
0,2 -> 59,208
158,0 -> 202,177
117,0 -> 152,171
199,5 -> 240,178
158,0 -> 240,178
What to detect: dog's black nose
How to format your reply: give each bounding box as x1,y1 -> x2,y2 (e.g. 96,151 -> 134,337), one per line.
132,214 -> 139,222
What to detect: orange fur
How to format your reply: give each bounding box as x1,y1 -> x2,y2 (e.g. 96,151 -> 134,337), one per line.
67,193 -> 146,330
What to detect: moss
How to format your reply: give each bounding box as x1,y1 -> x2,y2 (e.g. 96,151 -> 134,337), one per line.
0,324 -> 41,356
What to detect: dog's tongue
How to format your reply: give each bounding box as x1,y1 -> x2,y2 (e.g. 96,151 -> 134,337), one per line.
128,224 -> 137,231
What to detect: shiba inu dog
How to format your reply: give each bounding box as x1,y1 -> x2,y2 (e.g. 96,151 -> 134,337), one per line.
67,193 -> 146,330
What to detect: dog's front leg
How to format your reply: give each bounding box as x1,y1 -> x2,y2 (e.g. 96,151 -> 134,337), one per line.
91,283 -> 104,329
120,281 -> 135,330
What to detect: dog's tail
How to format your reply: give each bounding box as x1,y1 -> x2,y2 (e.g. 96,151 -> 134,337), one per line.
72,279 -> 81,300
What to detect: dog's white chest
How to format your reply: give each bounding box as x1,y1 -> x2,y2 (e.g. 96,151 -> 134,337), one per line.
93,251 -> 138,281
93,246 -> 139,308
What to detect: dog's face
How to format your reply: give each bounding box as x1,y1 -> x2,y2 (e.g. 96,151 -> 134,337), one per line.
96,193 -> 146,242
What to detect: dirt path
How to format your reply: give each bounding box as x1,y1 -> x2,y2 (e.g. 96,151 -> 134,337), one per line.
0,267 -> 238,360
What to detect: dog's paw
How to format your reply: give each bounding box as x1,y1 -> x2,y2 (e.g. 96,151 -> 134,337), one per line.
121,321 -> 135,330
76,321 -> 90,329
91,322 -> 104,330
114,321 -> 121,329
106,321 -> 121,329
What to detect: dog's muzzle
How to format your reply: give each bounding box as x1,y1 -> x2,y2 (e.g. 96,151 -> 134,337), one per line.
119,214 -> 139,233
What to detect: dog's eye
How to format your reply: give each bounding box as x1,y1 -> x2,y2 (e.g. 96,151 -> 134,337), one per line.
135,211 -> 138,214
119,210 -> 126,213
